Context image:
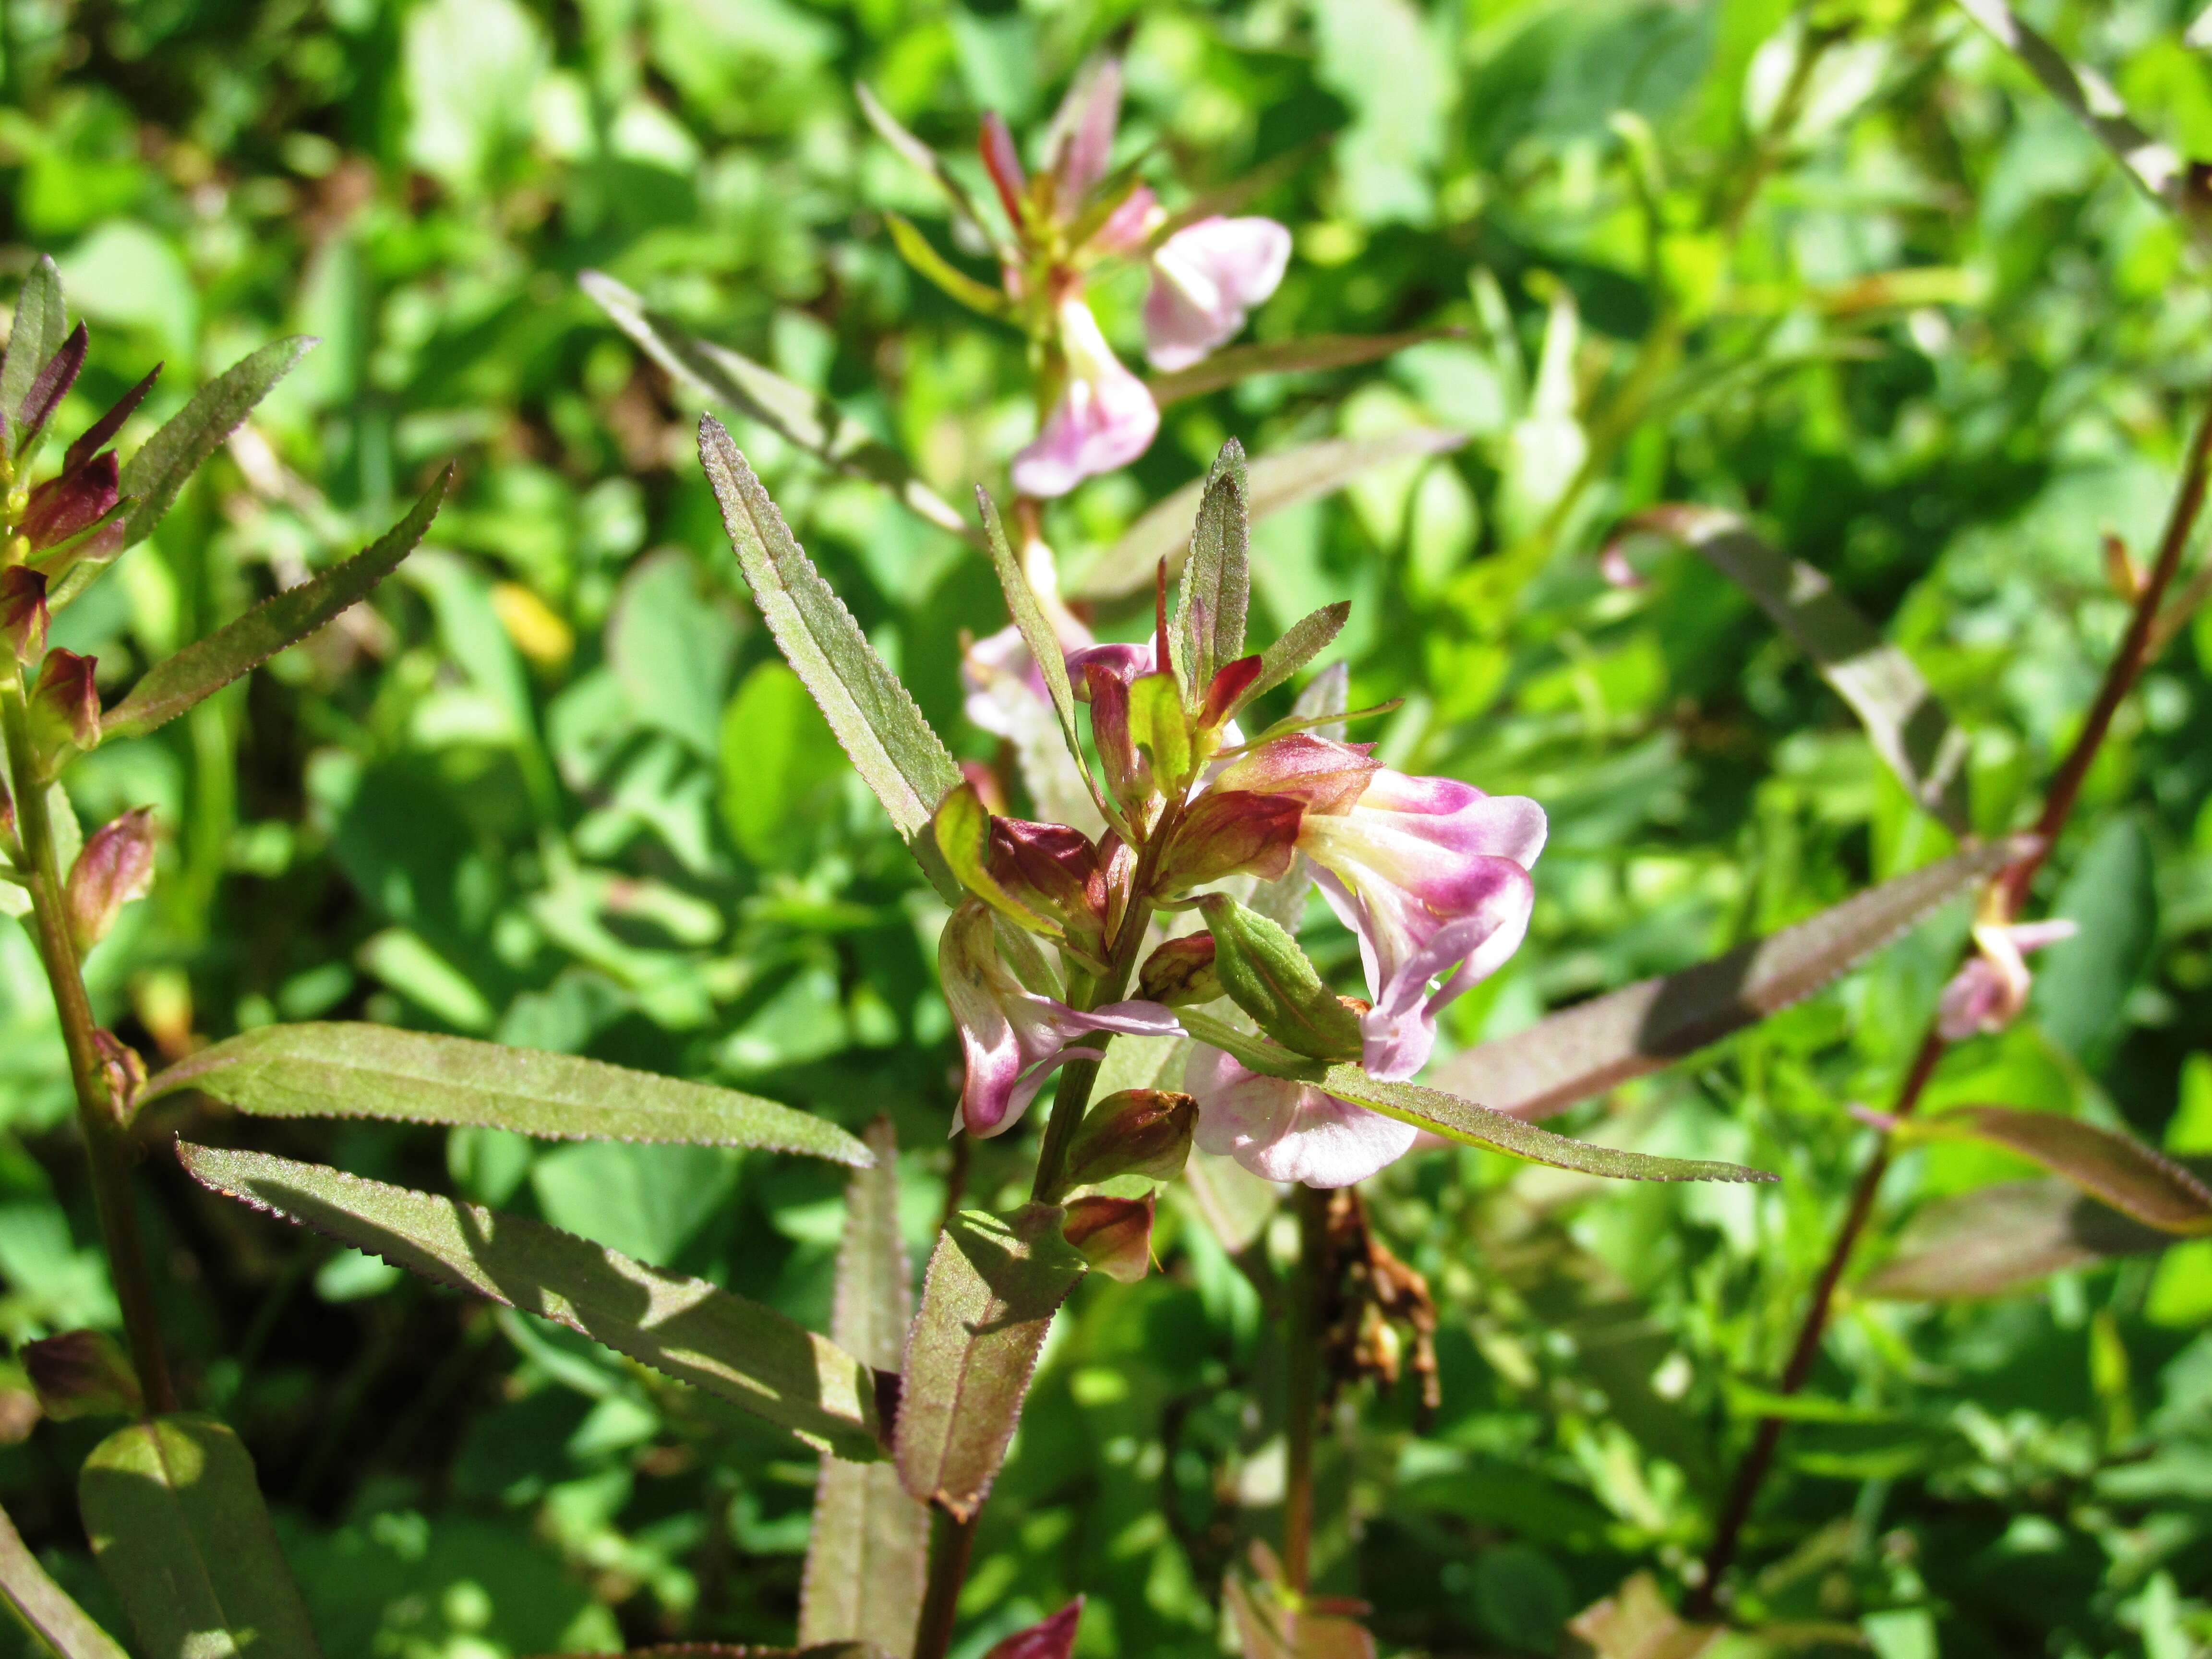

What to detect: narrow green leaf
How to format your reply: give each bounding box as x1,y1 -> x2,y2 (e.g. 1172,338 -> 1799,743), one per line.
586,272 -> 976,545
1317,1066 -> 1775,1183
1148,328 -> 1459,408
79,1414 -> 322,1659
1125,671 -> 1192,788
1171,1008 -> 1326,1081
138,1022 -> 869,1163
801,1120 -> 927,1654
0,1498 -> 131,1659
976,489 -> 1109,826
1861,1179 -> 2171,1300
1431,838 -> 2031,1121
1200,894 -> 1361,1061
2,257 -> 68,455
114,337 -> 317,553
1638,505 -> 1969,834
102,470 -> 449,741
896,1205 -> 1086,1521
177,1142 -> 884,1459
1909,1107 -> 2212,1235
699,417 -> 965,902
855,82 -> 1003,257
1076,430 -> 1466,601
1174,439 -> 1250,692
1234,603 -> 1349,720
886,214 -> 1012,319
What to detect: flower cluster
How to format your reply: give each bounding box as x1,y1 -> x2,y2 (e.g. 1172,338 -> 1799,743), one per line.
936,444 -> 1545,1194
864,59 -> 1292,499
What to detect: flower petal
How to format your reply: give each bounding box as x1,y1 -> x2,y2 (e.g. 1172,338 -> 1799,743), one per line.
1143,217 -> 1292,371
1012,301 -> 1160,498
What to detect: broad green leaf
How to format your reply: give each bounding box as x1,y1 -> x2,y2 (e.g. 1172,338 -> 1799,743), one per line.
1200,894 -> 1361,1061
896,1205 -> 1086,1520
1174,439 -> 1250,692
699,417 -> 965,902
2,257 -> 68,456
585,272 -> 975,544
1075,430 -> 1466,601
1431,839 -> 2029,1121
0,1497 -> 131,1659
1861,1179 -> 2170,1300
977,489 -> 1108,826
102,470 -> 450,741
1316,1067 -> 1774,1183
177,1143 -> 885,1460
1148,328 -> 1458,409
1909,1107 -> 2212,1235
886,213 -> 1011,319
113,336 -> 318,554
79,1414 -> 322,1659
801,1119 -> 927,1654
138,1022 -> 869,1163
1638,505 -> 1969,834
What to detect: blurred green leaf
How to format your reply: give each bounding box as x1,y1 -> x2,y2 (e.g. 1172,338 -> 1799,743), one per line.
0,1497 -> 130,1659
1175,439 -> 1252,691
721,659 -> 847,866
1862,1178 -> 2171,1300
1910,1106 -> 2212,1233
2,256 -> 67,456
1149,330 -> 1461,409
2034,815 -> 2158,1058
608,547 -> 739,758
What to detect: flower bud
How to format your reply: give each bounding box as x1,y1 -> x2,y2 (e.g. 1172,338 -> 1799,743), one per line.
26,648 -> 99,764
22,1328 -> 142,1421
1138,933 -> 1221,1007
1153,789 -> 1302,895
93,1028 -> 147,1117
66,807 -> 155,955
981,1599 -> 1083,1659
1201,892 -> 1364,1061
1063,1089 -> 1197,1190
0,566 -> 47,661
1061,1193 -> 1155,1283
19,451 -> 119,552
0,773 -> 15,855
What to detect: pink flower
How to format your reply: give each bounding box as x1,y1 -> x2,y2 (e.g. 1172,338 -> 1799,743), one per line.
1184,1044 -> 1418,1188
1296,769 -> 1545,1081
939,901 -> 1179,1137
1046,58 -> 1122,200
1936,918 -> 2078,1041
1011,301 -> 1160,498
1143,217 -> 1293,372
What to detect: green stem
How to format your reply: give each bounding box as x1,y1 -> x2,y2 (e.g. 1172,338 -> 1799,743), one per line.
1282,1183 -> 1329,1596
0,676 -> 176,1416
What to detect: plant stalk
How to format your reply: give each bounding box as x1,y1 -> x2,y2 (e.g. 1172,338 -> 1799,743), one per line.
0,676 -> 176,1416
911,1507 -> 978,1659
1282,1183 -> 1329,1596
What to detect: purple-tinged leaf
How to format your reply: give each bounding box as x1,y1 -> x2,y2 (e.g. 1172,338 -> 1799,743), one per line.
1432,838 -> 2032,1121
1910,1106 -> 2212,1234
178,1143 -> 885,1460
16,322 -> 86,456
1,257 -> 67,457
0,1497 -> 131,1659
982,1599 -> 1084,1659
1861,1179 -> 2170,1301
800,1119 -> 928,1656
64,365 -> 160,473
1174,438 -> 1251,689
1149,328 -> 1460,408
102,469 -> 449,739
896,1205 -> 1086,1521
114,336 -> 317,554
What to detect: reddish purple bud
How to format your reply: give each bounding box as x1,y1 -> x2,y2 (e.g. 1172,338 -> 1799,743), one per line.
1201,653 -> 1265,729
1138,933 -> 1220,1007
28,648 -> 101,758
22,1328 -> 141,1422
982,1599 -> 1084,1659
0,772 -> 15,854
1213,733 -> 1381,817
1064,1088 -> 1196,1190
19,451 -> 120,551
1063,1194 -> 1154,1283
19,324 -> 87,450
67,807 -> 156,953
979,112 -> 1029,230
64,363 -> 160,474
0,566 -> 48,661
92,1028 -> 147,1115
1084,661 -> 1149,807
989,816 -> 1108,958
1154,789 -> 1303,895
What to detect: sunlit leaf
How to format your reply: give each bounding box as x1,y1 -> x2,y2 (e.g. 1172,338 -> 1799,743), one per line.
1908,1106 -> 2212,1234
1149,329 -> 1458,408
2,256 -> 68,457
1431,839 -> 2030,1120
178,1143 -> 885,1460
1174,439 -> 1251,691
801,1119 -> 927,1654
0,1497 -> 131,1659
102,470 -> 450,741
886,213 -> 1012,319
1860,1179 -> 2169,1300
1235,602 -> 1349,720
1073,430 -> 1467,601
79,1414 -> 322,1659
699,417 -> 965,902
139,1022 -> 869,1162
895,1205 -> 1086,1521
977,489 -> 1109,826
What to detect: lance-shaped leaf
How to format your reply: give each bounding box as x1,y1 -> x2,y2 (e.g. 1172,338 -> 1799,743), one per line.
1634,506 -> 1969,833
78,1414 -> 321,1659
0,1497 -> 131,1659
1175,439 -> 1251,692
1432,838 -> 2030,1121
1905,1107 -> 2212,1235
1861,1178 -> 2172,1300
139,1022 -> 868,1162
178,1143 -> 884,1460
588,272 -> 975,544
896,1205 -> 1086,1521
1956,0 -> 2212,246
113,337 -> 317,554
1076,430 -> 1466,600
1232,602 -> 1349,721
2,257 -> 68,456
887,214 -> 1012,319
700,418 -> 965,902
855,82 -> 1003,257
1316,1067 -> 1773,1184
1149,328 -> 1460,408
801,1120 -> 928,1655
102,470 -> 450,741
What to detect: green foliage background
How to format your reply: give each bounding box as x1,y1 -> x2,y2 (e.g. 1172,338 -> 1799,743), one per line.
4,0 -> 2212,1653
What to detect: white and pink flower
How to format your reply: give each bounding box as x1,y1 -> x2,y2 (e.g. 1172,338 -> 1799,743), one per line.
1010,300 -> 1160,499
1184,1044 -> 1419,1189
1936,916 -> 2078,1041
1143,216 -> 1293,372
